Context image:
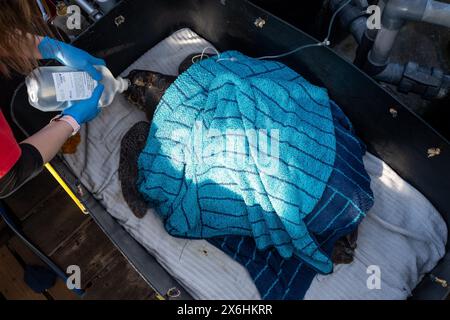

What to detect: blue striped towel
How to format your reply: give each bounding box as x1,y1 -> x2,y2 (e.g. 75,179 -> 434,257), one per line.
209,101 -> 375,299
138,51 -> 372,274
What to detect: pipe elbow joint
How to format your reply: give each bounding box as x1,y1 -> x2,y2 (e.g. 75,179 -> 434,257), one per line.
382,0 -> 429,30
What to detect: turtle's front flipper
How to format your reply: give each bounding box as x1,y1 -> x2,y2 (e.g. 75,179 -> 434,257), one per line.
119,121 -> 151,218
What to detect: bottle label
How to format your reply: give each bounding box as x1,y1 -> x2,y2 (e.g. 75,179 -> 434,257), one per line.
52,71 -> 98,102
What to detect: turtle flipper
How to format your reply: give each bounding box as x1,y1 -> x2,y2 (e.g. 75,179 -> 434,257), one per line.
119,121 -> 151,218
331,229 -> 358,265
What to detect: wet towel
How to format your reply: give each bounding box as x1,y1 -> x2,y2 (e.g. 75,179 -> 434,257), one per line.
138,51 -> 372,273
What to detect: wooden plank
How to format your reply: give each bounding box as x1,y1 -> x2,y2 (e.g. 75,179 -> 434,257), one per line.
21,188 -> 87,255
48,279 -> 80,300
8,236 -> 79,300
51,219 -> 118,289
6,220 -> 154,300
83,250 -> 155,300
0,246 -> 47,300
8,236 -> 43,267
3,170 -> 59,221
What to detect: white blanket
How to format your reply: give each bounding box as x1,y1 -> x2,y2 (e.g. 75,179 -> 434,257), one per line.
64,28 -> 447,300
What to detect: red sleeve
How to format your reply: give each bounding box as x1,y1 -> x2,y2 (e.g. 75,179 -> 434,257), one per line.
0,110 -> 21,178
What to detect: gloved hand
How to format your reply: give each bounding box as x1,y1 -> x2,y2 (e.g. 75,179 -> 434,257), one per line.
38,37 -> 106,81
62,85 -> 105,125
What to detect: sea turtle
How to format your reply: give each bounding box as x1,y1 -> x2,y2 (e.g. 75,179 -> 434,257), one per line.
118,54 -> 358,264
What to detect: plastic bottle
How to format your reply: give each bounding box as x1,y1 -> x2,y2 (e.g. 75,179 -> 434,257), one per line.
25,65 -> 130,112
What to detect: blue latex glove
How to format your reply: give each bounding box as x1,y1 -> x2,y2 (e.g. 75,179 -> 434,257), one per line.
38,37 -> 106,81
62,85 -> 105,125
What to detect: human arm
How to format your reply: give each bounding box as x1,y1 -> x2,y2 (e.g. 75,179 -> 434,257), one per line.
0,118 -> 77,198
23,83 -> 105,163
0,143 -> 44,198
22,118 -> 74,164
0,121 -> 73,198
0,84 -> 104,198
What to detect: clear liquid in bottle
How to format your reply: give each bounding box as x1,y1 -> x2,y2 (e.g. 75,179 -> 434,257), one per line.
26,65 -> 130,112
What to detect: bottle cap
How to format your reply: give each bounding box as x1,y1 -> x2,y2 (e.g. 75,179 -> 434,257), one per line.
118,77 -> 130,93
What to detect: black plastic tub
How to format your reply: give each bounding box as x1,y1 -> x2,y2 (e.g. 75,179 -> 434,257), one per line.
11,0 -> 450,300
